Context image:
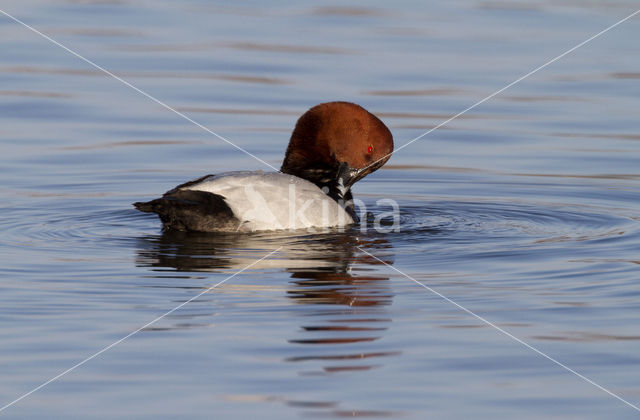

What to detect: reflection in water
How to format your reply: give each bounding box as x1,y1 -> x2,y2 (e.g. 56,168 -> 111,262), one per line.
136,228 -> 400,415
136,229 -> 389,272
285,255 -> 397,378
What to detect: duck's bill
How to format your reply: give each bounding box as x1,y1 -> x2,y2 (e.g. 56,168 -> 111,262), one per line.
336,162 -> 368,191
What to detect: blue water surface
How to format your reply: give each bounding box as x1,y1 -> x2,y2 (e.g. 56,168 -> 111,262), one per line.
1,1 -> 639,418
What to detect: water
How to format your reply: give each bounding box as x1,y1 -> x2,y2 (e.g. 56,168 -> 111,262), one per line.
1,1 -> 640,418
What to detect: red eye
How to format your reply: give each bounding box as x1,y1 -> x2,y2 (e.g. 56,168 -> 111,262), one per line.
367,145 -> 373,154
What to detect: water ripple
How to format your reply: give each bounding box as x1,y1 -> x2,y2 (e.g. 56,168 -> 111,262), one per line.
396,200 -> 636,245
2,196 -> 635,258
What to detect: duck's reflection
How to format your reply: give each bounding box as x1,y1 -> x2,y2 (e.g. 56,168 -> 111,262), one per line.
136,228 -> 400,378
283,242 -> 399,377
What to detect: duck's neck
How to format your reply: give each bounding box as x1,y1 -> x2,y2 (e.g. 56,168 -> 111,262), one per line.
314,176 -> 360,224
281,165 -> 360,224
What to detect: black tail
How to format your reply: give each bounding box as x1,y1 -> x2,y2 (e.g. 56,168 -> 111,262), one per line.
133,200 -> 157,213
133,190 -> 240,232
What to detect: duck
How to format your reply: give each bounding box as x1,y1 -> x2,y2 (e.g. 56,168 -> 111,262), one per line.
134,101 -> 394,232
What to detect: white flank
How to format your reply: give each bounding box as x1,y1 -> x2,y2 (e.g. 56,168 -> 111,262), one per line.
184,171 -> 353,231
